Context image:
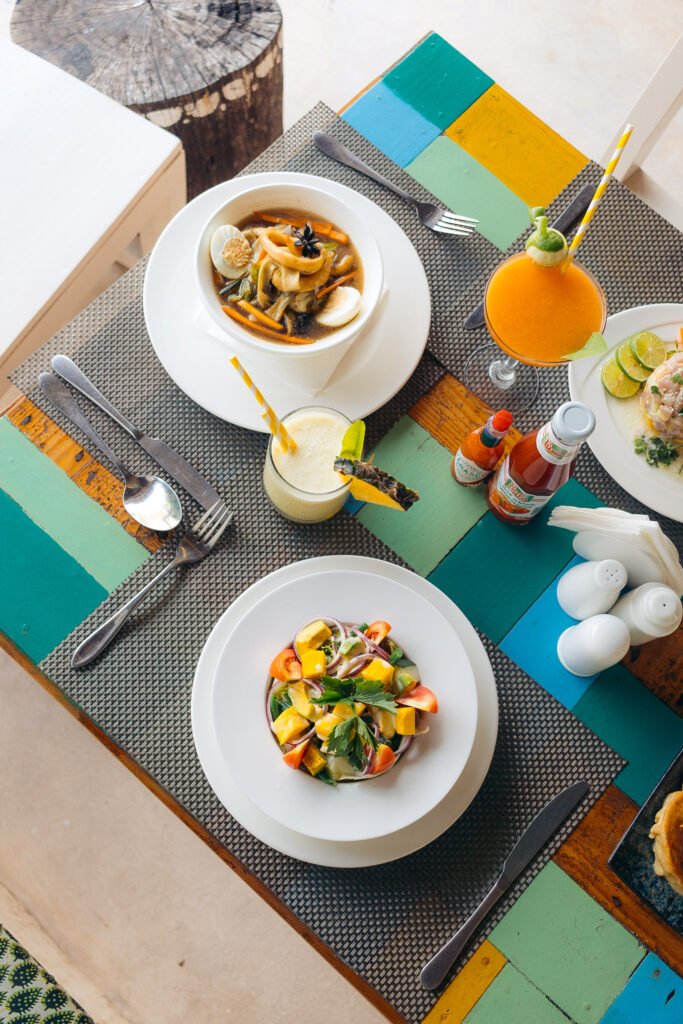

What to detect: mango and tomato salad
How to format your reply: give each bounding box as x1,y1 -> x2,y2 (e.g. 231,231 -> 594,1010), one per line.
267,617 -> 438,785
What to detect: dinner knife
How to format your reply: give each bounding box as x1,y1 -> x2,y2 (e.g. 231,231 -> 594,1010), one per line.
51,354 -> 222,510
463,184 -> 595,329
420,780 -> 589,990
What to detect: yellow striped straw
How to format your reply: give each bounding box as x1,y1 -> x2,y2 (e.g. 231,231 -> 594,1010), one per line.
229,355 -> 297,452
564,123 -> 634,268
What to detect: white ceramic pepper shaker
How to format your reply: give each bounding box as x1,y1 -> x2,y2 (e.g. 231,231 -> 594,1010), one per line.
609,583 -> 683,646
556,559 -> 627,620
557,614 -> 631,677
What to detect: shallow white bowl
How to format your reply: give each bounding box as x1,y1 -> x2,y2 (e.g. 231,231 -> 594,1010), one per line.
210,569 -> 479,843
195,175 -> 384,394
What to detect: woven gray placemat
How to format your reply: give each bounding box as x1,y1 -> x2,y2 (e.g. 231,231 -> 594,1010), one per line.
8,106 -> 639,1021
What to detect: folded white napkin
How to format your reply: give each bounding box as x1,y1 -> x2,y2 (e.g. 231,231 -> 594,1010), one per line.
548,505 -> 683,596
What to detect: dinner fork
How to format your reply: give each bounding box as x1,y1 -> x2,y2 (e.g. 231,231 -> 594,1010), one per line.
313,131 -> 477,237
72,501 -> 233,668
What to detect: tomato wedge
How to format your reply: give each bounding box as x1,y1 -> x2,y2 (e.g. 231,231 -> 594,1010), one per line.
371,743 -> 396,775
282,741 -> 308,769
365,620 -> 391,644
270,647 -> 303,683
397,684 -> 438,714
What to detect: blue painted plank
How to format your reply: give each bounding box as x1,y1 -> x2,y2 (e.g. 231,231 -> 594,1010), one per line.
501,555 -> 598,708
600,953 -> 682,1024
343,81 -> 441,167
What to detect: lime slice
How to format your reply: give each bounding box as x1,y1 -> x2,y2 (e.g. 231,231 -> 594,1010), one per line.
629,331 -> 667,370
615,342 -> 651,382
601,357 -> 641,399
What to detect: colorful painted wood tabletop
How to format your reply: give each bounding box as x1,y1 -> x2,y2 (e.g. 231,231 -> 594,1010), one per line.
1,32 -> 681,1024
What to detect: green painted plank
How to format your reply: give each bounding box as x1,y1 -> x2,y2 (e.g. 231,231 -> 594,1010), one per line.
489,862 -> 645,1024
573,663 -> 683,805
462,962 -> 569,1024
406,136 -> 530,250
428,478 -> 600,642
0,418 -> 148,591
0,488 -> 107,663
354,417 -> 487,576
383,33 -> 493,130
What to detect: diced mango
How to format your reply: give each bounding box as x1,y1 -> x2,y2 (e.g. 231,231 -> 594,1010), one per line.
302,743 -> 326,776
372,708 -> 396,740
301,648 -> 326,678
288,680 -> 314,719
396,706 -> 416,735
332,702 -> 355,720
360,658 -> 394,688
315,712 -> 342,740
295,620 -> 332,652
272,706 -> 309,745
354,702 -> 366,716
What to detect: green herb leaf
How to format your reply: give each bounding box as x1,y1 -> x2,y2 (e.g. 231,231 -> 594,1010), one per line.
353,682 -> 398,712
633,434 -> 681,467
651,385 -> 661,395
565,332 -> 608,361
326,717 -> 357,756
671,372 -> 683,385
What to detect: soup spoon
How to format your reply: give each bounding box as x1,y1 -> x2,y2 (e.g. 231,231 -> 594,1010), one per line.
39,373 -> 183,532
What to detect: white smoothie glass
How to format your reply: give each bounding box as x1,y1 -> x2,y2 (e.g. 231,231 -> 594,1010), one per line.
263,406 -> 351,523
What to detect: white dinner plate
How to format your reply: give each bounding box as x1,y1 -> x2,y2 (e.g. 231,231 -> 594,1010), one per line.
143,172 -> 431,430
210,569 -> 478,843
191,556 -> 499,867
569,303 -> 683,523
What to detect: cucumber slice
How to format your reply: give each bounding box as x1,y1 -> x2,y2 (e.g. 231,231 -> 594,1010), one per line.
629,331 -> 667,370
601,357 -> 641,399
615,342 -> 651,382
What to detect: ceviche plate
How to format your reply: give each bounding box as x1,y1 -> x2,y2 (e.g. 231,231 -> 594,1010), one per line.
144,172 -> 430,430
568,303 -> 683,523
192,556 -> 498,867
210,570 -> 478,843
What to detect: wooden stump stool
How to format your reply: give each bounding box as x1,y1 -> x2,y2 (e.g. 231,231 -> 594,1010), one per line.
12,1 -> 283,199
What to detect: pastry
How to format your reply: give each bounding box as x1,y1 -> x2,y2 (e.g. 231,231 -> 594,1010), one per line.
649,789 -> 683,895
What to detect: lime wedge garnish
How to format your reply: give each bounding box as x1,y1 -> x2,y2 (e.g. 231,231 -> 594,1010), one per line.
629,331 -> 667,370
565,332 -> 608,361
339,419 -> 365,461
601,357 -> 641,398
525,207 -> 568,267
615,342 -> 651,382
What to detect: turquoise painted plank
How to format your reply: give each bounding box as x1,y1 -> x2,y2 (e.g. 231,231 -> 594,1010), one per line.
0,419 -> 148,591
343,81 -> 441,167
501,555 -> 598,708
384,33 -> 493,130
406,136 -> 530,250
428,478 -> 601,642
490,862 -> 645,1024
354,417 -> 487,576
573,663 -> 683,805
0,488 -> 107,663
600,953 -> 682,1024
462,962 -> 568,1024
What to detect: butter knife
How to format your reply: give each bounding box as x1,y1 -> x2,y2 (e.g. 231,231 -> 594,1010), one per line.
420,780 -> 589,990
463,184 -> 595,329
51,355 -> 221,510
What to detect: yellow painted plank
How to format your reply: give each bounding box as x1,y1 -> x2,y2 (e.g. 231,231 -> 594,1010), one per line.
422,940 -> 506,1024
445,83 -> 588,207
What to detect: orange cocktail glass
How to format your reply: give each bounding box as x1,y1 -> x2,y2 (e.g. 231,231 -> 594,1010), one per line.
466,250 -> 607,412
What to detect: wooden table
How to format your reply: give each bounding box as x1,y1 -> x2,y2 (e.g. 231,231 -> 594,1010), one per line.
1,32 -> 682,1024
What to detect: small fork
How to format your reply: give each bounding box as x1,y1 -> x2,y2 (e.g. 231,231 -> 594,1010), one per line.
72,501 -> 233,668
313,131 -> 477,237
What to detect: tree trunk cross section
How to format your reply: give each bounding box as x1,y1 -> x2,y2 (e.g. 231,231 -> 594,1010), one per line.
12,0 -> 284,197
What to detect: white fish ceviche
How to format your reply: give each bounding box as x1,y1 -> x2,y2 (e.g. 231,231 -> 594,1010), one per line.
267,618 -> 439,784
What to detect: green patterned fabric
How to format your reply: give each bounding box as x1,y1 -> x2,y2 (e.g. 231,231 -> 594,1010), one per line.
0,927 -> 92,1024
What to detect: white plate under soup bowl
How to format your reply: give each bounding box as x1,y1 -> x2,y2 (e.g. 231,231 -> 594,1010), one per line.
195,176 -> 384,394
210,569 -> 479,843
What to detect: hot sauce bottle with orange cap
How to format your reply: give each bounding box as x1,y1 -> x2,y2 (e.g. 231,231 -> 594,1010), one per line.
451,410 -> 514,487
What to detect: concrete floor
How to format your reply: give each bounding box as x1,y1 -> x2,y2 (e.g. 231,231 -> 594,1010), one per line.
1,2 -> 682,1021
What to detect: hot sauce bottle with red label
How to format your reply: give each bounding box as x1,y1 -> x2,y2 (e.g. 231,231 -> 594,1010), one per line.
487,401 -> 595,525
451,410 -> 514,486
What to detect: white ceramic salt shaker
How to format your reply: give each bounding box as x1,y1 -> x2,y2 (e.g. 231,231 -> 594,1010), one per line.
557,614 -> 631,677
556,559 -> 627,620
609,583 -> 683,646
